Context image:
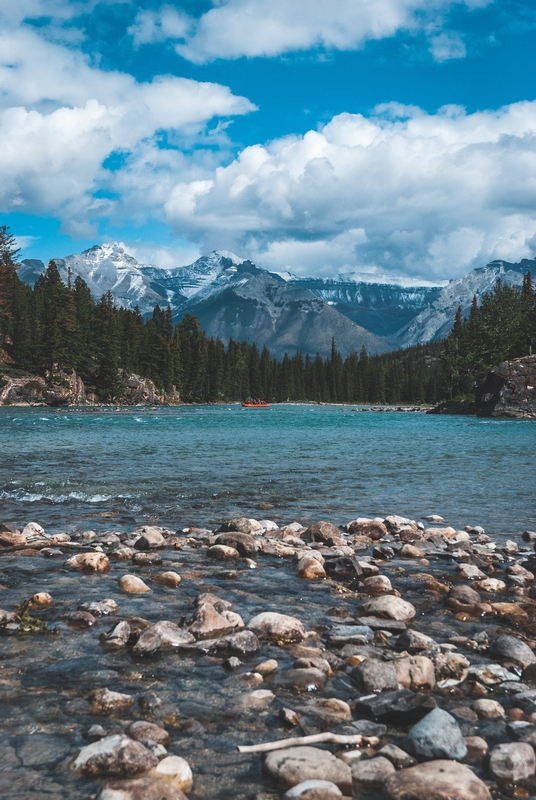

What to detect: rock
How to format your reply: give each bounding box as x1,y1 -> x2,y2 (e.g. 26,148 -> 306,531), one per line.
356,615 -> 407,632
30,592 -> 54,608
246,689 -> 276,707
255,658 -> 278,675
149,621 -> 194,649
423,515 -> 445,523
457,564 -> 486,580
399,544 -> 425,559
297,554 -> 327,579
327,625 -> 374,645
149,755 -> 193,791
223,656 -> 242,671
377,744 -> 417,768
346,519 -> 388,539
215,531 -> 257,558
469,663 -> 520,686
491,602 -> 529,622
207,544 -> 240,560
433,652 -> 470,687
283,780 -> 342,799
217,517 -> 263,535
134,530 -> 165,550
153,572 -> 182,588
22,521 -> 46,541
351,756 -> 395,787
490,635 -> 536,668
263,746 -> 352,793
0,530 -> 27,547
90,688 -> 134,716
383,760 -> 492,800
475,355 -> 536,419
276,668 -> 328,692
132,552 -> 163,566
394,656 -> 436,691
248,612 -> 306,642
473,578 -> 506,593
402,708 -> 467,761
187,629 -> 260,656
489,742 -> 536,783
315,698 -> 352,719
448,585 -> 481,605
356,689 -> 436,722
65,552 -> 111,573
189,603 -> 238,639
64,610 -> 98,628
97,777 -> 188,800
351,659 -> 399,693
302,521 -> 341,544
79,599 -> 119,616
102,621 -> 131,648
132,627 -> 162,655
118,575 -> 151,594
395,630 -> 436,652
72,735 -> 158,777
464,736 -> 489,763
127,721 -> 169,745
472,699 -> 505,719
363,575 -> 392,594
361,595 -> 416,621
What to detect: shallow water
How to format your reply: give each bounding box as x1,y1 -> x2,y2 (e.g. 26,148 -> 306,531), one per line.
0,405 -> 535,537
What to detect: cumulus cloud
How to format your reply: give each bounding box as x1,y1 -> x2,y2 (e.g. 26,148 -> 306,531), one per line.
429,30 -> 466,61
130,0 -> 489,63
0,16 -> 255,234
158,102 -> 536,281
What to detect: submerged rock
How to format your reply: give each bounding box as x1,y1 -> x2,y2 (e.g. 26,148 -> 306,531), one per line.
72,734 -> 158,777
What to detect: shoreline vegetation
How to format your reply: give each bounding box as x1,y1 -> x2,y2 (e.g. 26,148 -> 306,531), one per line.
2,509 -> 536,798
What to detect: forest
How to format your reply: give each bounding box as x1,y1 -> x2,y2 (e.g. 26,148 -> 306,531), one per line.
0,226 -> 535,405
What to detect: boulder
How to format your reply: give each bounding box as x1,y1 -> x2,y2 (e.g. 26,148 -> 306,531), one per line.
346,519 -> 388,539
214,532 -> 257,558
97,777 -> 188,800
30,592 -> 54,608
394,656 -> 436,691
282,780 -> 342,799
351,659 -> 399,693
263,746 -> 352,793
72,735 -> 158,777
475,355 -> 536,418
89,689 -> 134,716
0,531 -> 27,547
149,755 -> 193,792
134,530 -> 165,550
276,668 -> 328,692
248,612 -> 306,642
361,595 -> 416,621
79,599 -> 119,616
102,621 -> 131,648
302,521 -> 341,544
297,555 -> 327,579
118,575 -> 151,594
207,544 -> 240,560
153,572 -> 182,588
216,517 -> 263,535
351,756 -> 395,787
402,708 -> 467,761
363,575 -> 392,594
65,552 -> 110,573
189,603 -> 239,640
488,742 -> 536,783
383,760 -> 492,800
433,652 -> 470,687
356,689 -> 436,722
490,635 -> 536,669
472,699 -> 505,719
127,721 -> 169,745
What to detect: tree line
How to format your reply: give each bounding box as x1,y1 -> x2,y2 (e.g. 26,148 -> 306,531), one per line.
0,226 -> 534,404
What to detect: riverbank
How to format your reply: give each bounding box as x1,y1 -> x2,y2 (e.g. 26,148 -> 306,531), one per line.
2,510 -> 536,799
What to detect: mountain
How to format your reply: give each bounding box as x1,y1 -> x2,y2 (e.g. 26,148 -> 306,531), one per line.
391,258 -> 535,347
178,264 -> 391,358
20,245 -> 390,358
287,277 -> 441,338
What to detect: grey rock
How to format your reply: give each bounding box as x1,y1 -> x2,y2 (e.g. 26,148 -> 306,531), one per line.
283,780 -> 342,799
72,734 -> 158,777
395,630 -> 436,652
101,621 -> 131,648
215,531 -> 257,557
79,599 -> 119,616
356,689 -> 436,722
263,746 -> 352,793
16,734 -> 70,767
351,659 -> 399,693
402,708 -> 467,761
383,760 -> 492,800
490,635 -> 536,669
327,624 -> 374,645
351,755 -> 395,787
489,742 -> 536,783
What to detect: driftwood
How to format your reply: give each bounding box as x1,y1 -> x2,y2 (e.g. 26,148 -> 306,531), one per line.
237,731 -> 379,754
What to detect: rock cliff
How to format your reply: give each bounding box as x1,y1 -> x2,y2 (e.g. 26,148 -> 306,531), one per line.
475,355 -> 536,418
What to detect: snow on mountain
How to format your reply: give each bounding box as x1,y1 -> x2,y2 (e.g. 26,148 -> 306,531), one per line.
139,250 -> 248,302
391,259 -> 534,347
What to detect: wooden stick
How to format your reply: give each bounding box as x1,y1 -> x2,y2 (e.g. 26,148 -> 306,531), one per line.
237,732 -> 379,754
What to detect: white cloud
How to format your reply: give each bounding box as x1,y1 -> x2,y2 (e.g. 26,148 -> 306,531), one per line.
159,102 -> 536,281
429,31 -> 467,61
129,0 -> 490,63
0,17 -> 255,235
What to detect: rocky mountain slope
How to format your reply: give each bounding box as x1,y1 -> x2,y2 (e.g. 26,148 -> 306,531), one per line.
19,245 -> 535,354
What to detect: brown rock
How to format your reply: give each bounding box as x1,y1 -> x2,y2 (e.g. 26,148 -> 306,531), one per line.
97,777 -> 188,800
89,688 -> 134,716
127,721 -> 170,745
153,571 -> 181,587
248,612 -> 306,642
383,759 -> 492,800
302,521 -> 341,544
363,575 -> 392,594
189,603 -> 237,639
0,531 -> 27,547
394,656 -> 436,690
72,735 -> 157,777
118,575 -> 151,594
134,530 -> 165,550
361,595 -> 416,621
351,756 -> 395,787
65,552 -> 111,573
214,531 -> 257,558
297,555 -> 327,579
346,519 -> 388,539
263,746 -> 352,793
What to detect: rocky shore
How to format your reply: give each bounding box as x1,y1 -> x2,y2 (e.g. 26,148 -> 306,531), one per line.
2,512 -> 536,800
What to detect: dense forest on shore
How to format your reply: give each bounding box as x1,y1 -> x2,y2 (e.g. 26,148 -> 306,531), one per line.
0,226 -> 535,404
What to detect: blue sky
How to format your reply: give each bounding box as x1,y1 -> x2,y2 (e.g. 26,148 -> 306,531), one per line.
2,0 -> 536,283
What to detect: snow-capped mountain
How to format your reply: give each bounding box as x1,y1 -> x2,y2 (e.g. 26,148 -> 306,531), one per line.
391,259 -> 534,347
288,277 -> 441,338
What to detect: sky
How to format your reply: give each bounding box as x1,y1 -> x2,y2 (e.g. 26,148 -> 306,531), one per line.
2,0 -> 536,284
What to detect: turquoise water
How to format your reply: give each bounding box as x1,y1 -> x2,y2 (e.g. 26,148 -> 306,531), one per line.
0,405 -> 534,537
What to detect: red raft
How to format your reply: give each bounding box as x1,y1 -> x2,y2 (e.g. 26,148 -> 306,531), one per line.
242,401 -> 270,408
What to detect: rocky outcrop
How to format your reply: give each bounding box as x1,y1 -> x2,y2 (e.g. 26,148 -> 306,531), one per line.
475,355 -> 536,418
0,369 -> 89,406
